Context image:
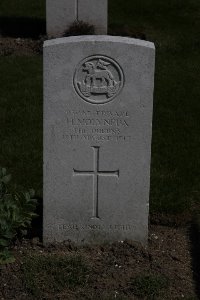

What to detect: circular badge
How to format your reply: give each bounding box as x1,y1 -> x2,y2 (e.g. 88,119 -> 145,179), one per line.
73,55 -> 124,104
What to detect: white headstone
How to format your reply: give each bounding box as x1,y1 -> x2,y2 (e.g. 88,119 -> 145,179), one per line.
43,36 -> 155,245
46,0 -> 107,37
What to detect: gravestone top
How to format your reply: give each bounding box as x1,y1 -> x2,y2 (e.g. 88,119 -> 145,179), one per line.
43,35 -> 155,245
44,35 -> 155,49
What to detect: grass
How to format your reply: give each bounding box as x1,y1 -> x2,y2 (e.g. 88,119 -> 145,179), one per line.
0,56 -> 43,193
0,0 -> 45,19
22,254 -> 90,298
0,0 -> 200,213
131,273 -> 169,299
109,0 -> 200,213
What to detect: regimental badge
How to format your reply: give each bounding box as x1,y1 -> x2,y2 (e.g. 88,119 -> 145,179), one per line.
74,55 -> 124,104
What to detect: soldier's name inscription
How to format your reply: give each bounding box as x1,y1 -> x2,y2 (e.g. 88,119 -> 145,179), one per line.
64,109 -> 131,142
67,118 -> 129,127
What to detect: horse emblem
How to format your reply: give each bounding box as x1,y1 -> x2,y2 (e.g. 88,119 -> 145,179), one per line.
78,59 -> 120,98
74,56 -> 124,104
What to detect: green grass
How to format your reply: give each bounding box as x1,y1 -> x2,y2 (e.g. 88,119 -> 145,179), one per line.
0,0 -> 200,213
0,0 -> 45,19
151,50 -> 200,213
0,57 -> 43,193
22,254 -> 90,298
110,0 -> 200,213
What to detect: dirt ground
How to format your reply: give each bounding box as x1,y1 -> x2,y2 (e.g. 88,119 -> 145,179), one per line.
0,225 -> 198,300
0,37 -> 43,56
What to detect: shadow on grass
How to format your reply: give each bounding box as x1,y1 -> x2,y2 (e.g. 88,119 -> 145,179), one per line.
108,23 -> 147,40
0,16 -> 46,38
28,196 -> 43,241
189,218 -> 200,299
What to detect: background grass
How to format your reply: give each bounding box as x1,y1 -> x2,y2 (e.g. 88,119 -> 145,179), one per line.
112,0 -> 200,213
0,0 -> 45,19
0,57 -> 43,192
0,0 -> 200,213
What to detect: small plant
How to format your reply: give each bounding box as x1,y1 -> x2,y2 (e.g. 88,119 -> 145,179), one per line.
0,167 -> 38,264
63,20 -> 95,37
131,273 -> 169,299
22,254 -> 90,298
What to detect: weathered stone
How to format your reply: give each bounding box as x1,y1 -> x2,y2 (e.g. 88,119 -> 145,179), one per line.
46,0 -> 107,37
43,36 -> 155,245
46,0 -> 75,38
78,0 -> 107,35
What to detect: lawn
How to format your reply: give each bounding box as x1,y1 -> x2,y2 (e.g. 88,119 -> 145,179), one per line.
0,0 -> 45,19
0,57 -> 43,192
109,0 -> 200,213
0,0 -> 200,214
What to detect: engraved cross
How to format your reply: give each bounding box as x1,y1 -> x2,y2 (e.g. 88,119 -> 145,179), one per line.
73,146 -> 119,219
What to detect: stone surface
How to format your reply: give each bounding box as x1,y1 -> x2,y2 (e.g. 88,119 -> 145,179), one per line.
78,0 -> 107,35
46,0 -> 107,37
46,0 -> 75,38
43,35 -> 155,245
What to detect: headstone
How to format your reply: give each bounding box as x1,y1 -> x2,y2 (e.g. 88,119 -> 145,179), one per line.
43,35 -> 155,245
46,0 -> 107,37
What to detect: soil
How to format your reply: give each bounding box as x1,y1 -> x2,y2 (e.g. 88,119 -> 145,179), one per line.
0,225 -> 198,300
0,37 -> 44,56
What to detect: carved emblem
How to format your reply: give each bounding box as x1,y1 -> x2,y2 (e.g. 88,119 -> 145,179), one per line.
74,55 -> 124,104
